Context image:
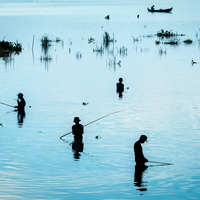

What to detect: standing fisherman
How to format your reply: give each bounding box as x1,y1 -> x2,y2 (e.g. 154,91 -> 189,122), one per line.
15,93 -> 26,113
15,93 -> 26,125
72,117 -> 84,155
134,135 -> 148,165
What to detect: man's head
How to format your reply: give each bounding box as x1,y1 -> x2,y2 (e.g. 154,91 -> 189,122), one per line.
139,135 -> 148,143
17,93 -> 23,99
73,117 -> 81,123
119,78 -> 123,83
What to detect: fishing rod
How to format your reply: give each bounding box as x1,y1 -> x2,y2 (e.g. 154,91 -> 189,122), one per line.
60,110 -> 125,139
0,102 -> 15,108
148,161 -> 173,165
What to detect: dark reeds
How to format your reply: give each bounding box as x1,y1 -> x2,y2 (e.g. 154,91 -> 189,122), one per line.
0,40 -> 22,58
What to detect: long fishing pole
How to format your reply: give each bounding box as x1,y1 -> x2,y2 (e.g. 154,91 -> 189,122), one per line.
60,110 -> 125,139
148,161 -> 173,165
0,102 -> 15,108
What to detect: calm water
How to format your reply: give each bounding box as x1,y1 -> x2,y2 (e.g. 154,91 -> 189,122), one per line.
0,0 -> 200,199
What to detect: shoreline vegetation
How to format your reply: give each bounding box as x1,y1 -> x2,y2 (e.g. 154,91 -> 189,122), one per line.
0,40 -> 22,58
0,28 -> 197,64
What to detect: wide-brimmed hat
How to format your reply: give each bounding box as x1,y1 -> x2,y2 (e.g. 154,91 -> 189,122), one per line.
73,117 -> 81,122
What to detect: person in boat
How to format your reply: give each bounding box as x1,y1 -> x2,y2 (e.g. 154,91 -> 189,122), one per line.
15,93 -> 26,113
151,5 -> 155,11
134,135 -> 148,165
72,117 -> 84,155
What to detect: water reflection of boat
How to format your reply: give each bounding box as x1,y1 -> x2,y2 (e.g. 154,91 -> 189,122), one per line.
147,7 -> 173,13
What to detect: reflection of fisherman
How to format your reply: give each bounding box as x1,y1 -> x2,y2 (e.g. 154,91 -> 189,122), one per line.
72,117 -> 84,156
134,163 -> 148,191
134,135 -> 148,165
151,5 -> 155,10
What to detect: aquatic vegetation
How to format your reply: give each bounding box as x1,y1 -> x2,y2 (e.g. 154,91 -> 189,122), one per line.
88,37 -> 95,44
159,48 -> 166,55
164,39 -> 179,45
103,32 -> 114,49
41,35 -> 52,53
131,36 -> 139,42
183,39 -> 193,44
0,40 -> 22,58
117,46 -> 127,56
40,55 -> 52,61
155,40 -> 160,45
156,29 -> 185,39
93,45 -> 104,53
76,51 -> 82,59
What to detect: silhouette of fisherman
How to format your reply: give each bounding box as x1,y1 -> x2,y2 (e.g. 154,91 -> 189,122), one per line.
133,135 -> 148,191
15,93 -> 26,113
116,78 -> 124,98
72,117 -> 84,158
134,135 -> 148,165
15,93 -> 26,125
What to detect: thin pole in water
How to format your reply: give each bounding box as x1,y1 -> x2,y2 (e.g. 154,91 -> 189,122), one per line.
0,102 -> 15,108
60,110 -> 125,139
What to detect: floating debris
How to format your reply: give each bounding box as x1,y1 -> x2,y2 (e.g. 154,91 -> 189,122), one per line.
82,102 -> 89,105
0,123 -> 3,127
95,135 -> 101,139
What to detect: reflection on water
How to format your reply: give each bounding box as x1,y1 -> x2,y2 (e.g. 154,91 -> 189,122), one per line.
134,164 -> 148,192
1,0 -> 200,199
17,111 -> 25,128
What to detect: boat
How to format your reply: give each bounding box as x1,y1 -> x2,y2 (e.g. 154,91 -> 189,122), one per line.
147,7 -> 173,13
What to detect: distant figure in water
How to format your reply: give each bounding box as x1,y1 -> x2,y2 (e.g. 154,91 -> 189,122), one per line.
116,78 -> 124,98
15,93 -> 26,126
15,93 -> 26,113
116,78 -> 124,93
72,117 -> 84,157
151,5 -> 155,10
134,135 -> 148,165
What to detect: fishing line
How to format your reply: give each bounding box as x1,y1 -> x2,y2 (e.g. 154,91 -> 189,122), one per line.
0,102 -> 15,108
148,161 -> 173,165
60,110 -> 125,139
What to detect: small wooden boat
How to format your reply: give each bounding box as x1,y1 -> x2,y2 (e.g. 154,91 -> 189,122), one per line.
147,7 -> 173,13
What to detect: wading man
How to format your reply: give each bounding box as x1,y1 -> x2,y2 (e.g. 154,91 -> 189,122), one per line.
72,117 -> 84,154
15,93 -> 26,113
134,135 -> 148,165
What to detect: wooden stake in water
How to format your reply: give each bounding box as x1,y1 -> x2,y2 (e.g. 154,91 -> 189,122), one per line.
60,110 -> 125,139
